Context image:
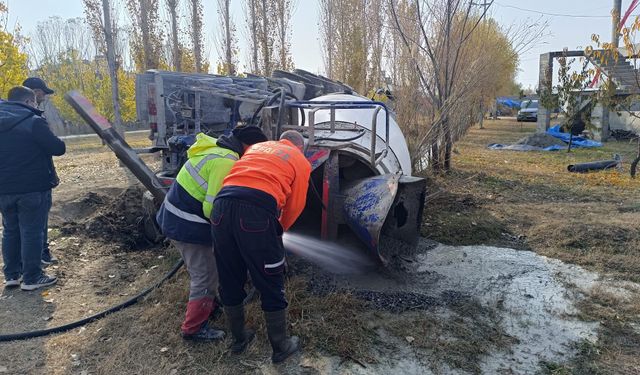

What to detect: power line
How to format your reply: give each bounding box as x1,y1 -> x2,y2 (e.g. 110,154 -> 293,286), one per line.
471,0 -> 492,12
495,2 -> 614,18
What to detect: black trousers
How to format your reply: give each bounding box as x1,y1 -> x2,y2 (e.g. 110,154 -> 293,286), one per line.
211,195 -> 287,312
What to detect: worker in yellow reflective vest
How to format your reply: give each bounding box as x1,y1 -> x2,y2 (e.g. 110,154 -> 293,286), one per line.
156,125 -> 267,342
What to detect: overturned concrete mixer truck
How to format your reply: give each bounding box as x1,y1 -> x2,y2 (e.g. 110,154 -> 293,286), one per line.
65,69 -> 426,264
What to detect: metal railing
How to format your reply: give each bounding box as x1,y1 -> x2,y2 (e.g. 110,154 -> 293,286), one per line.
287,101 -> 391,169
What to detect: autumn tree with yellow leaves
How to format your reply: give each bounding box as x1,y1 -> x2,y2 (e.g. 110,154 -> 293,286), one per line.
29,16 -> 136,126
0,2 -> 28,98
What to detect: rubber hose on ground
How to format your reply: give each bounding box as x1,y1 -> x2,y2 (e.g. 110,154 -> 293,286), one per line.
0,259 -> 184,343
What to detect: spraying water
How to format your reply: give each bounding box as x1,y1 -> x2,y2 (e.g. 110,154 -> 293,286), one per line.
283,232 -> 375,274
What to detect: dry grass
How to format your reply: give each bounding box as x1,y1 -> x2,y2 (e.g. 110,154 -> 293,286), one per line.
382,299 -> 516,374
39,274 -> 377,375
424,119 -> 640,281
541,285 -> 640,375
426,119 -> 640,374
286,278 -> 376,362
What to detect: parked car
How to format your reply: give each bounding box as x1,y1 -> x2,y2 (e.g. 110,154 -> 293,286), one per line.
517,99 -> 538,122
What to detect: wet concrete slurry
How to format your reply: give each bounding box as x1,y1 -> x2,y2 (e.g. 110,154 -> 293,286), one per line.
286,235 -> 608,374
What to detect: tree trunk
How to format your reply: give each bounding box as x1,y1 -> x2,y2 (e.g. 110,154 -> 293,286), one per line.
361,0 -> 368,91
260,0 -> 271,75
168,0 -> 181,71
102,0 -> 124,136
249,0 -> 259,73
277,0 -> 284,68
223,0 -> 234,74
139,0 -> 153,70
630,137 -> 640,178
431,123 -> 441,171
327,0 -> 333,76
444,130 -> 452,171
191,0 -> 203,72
566,119 -> 575,153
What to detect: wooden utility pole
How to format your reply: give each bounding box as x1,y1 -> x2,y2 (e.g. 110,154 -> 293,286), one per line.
612,0 -> 622,48
602,0 -> 622,141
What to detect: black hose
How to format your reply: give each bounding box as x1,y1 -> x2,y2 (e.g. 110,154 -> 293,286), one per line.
250,89 -> 283,124
298,106 -> 306,126
0,259 -> 184,342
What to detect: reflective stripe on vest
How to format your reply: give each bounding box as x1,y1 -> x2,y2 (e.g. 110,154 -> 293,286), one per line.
163,199 -> 209,224
204,194 -> 216,204
185,153 -> 238,192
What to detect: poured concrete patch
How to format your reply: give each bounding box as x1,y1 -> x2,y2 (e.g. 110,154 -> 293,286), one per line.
289,238 -> 607,374
413,244 -> 599,373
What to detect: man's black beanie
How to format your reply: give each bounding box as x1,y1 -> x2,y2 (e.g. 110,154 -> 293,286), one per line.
232,124 -> 268,145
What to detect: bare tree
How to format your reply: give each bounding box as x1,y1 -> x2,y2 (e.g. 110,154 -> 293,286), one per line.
244,0 -> 292,75
273,0 -> 295,71
389,0 -> 492,171
216,0 -> 237,74
319,0 -> 335,76
189,0 -> 204,72
244,0 -> 260,72
259,0 -> 272,75
367,0 -> 385,89
319,0 -> 369,92
166,0 -> 182,71
389,0 -> 542,171
126,0 -> 164,71
83,0 -> 124,135
30,17 -> 94,67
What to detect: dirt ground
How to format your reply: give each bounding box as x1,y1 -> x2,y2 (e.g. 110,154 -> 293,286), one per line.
1,122 -> 639,374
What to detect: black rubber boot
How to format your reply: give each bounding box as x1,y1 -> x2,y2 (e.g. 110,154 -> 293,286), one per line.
224,304 -> 255,354
264,309 -> 300,364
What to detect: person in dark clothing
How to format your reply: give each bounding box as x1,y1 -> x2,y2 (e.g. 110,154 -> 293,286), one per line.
0,86 -> 65,291
23,77 -> 57,266
23,77 -> 54,108
211,131 -> 311,363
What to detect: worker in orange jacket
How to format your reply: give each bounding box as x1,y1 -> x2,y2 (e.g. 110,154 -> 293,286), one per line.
211,130 -> 311,363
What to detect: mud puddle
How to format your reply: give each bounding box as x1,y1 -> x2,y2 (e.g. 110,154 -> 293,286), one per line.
287,238 -> 612,374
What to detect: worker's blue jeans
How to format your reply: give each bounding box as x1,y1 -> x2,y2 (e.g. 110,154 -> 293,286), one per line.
0,191 -> 49,284
211,194 -> 287,312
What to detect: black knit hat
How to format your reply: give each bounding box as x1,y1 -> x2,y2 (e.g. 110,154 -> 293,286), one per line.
232,125 -> 268,145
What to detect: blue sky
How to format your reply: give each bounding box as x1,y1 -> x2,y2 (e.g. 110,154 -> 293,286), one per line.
6,0 -> 623,88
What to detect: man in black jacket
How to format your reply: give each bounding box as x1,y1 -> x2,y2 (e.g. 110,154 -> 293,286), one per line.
22,77 -> 54,109
22,77 -> 57,265
0,86 -> 65,291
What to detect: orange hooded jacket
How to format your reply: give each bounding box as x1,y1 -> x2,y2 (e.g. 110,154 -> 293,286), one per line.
221,139 -> 312,231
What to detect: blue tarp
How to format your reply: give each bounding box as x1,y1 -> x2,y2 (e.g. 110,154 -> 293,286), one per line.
497,98 -> 521,109
546,125 -> 602,148
488,125 -> 602,152
488,143 -> 564,151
